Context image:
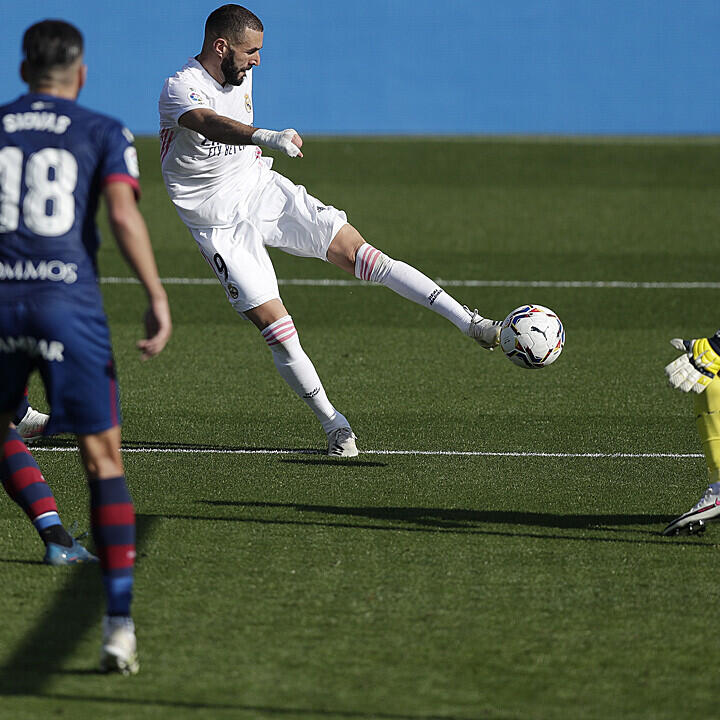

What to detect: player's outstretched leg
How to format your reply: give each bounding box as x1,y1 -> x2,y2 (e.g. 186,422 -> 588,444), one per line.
664,378 -> 720,536
260,314 -> 357,457
327,225 -> 501,350
80,429 -> 139,675
1,427 -> 97,564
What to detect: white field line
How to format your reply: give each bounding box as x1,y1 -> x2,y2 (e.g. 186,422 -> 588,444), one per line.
31,446 -> 703,459
100,277 -> 720,290
308,135 -> 720,146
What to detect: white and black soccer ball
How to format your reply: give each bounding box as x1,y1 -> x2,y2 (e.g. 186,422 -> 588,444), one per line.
499,304 -> 565,369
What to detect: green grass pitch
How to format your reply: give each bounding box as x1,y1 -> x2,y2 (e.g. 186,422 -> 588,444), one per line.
2,136 -> 720,719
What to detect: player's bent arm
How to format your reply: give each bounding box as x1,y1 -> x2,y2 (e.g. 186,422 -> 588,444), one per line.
178,108 -> 303,158
103,181 -> 172,359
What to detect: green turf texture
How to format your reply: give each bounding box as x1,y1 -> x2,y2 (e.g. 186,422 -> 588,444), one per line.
2,137 -> 720,720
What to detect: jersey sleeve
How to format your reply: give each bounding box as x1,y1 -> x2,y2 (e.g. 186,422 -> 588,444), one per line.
99,121 -> 141,197
159,77 -> 215,128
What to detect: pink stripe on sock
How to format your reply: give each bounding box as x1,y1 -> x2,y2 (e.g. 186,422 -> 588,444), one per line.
263,319 -> 297,346
262,319 -> 294,335
363,247 -> 381,281
265,329 -> 298,346
357,245 -> 373,280
272,327 -> 297,341
262,320 -> 293,338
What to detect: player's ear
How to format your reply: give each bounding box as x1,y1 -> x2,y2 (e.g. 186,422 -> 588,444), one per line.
213,37 -> 228,58
78,63 -> 88,91
20,60 -> 30,84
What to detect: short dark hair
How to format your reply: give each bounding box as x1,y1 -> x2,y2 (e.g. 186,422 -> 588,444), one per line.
205,4 -> 263,43
22,20 -> 84,79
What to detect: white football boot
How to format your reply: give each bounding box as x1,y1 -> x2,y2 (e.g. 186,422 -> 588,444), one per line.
464,307 -> 501,350
16,406 -> 49,442
327,427 -> 358,457
663,481 -> 720,536
100,615 -> 139,675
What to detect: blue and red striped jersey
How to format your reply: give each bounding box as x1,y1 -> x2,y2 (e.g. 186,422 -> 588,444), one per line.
0,92 -> 140,305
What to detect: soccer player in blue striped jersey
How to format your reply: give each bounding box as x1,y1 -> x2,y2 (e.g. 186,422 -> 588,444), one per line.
0,20 -> 172,674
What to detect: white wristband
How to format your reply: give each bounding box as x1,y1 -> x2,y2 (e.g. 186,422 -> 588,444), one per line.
251,128 -> 302,157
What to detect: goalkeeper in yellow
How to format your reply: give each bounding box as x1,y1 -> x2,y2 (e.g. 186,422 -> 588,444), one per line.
663,334 -> 720,535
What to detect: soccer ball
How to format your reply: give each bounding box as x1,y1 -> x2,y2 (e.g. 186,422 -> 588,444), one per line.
499,304 -> 565,369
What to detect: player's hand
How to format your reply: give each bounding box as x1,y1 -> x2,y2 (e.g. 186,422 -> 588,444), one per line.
251,127 -> 303,158
665,337 -> 720,393
137,293 -> 172,360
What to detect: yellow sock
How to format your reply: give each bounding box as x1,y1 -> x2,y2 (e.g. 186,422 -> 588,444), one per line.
694,376 -> 720,484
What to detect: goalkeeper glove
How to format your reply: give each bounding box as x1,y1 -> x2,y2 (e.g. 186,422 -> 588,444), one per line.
251,128 -> 303,158
664,336 -> 720,393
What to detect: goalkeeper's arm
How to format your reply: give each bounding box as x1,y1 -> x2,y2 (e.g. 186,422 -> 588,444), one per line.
664,332 -> 720,393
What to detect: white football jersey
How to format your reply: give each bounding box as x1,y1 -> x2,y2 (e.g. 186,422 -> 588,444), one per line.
158,58 -> 264,228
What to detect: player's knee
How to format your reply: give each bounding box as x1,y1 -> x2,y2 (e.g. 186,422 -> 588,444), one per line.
84,454 -> 124,479
79,430 -> 123,478
354,243 -> 394,283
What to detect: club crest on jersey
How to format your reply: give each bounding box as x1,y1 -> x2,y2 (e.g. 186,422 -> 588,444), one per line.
244,94 -> 252,113
188,90 -> 204,105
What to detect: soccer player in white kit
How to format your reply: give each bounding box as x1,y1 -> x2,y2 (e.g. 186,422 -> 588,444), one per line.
159,4 -> 503,457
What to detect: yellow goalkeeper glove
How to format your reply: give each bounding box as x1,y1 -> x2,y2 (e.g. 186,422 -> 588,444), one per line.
665,336 -> 720,393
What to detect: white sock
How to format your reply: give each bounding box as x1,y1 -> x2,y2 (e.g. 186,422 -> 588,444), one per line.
261,316 -> 348,434
354,243 -> 470,331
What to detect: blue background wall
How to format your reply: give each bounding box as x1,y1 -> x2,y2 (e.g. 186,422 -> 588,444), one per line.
1,0 -> 718,135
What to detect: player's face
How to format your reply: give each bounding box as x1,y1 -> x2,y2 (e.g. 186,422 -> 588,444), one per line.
221,29 -> 263,86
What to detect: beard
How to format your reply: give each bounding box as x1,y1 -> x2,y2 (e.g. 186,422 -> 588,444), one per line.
221,48 -> 246,86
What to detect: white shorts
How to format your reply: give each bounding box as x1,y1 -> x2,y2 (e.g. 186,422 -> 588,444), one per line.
190,162 -> 347,313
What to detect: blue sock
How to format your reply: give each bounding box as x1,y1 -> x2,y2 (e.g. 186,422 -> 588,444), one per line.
103,576 -> 134,617
89,476 -> 136,617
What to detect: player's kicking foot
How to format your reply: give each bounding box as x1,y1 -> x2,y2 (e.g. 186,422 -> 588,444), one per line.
100,615 -> 139,675
327,427 -> 358,457
44,537 -> 99,565
464,307 -> 501,350
663,481 -> 720,536
15,406 -> 49,442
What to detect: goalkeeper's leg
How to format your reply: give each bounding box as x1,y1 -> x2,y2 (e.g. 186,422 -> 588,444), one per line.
326,224 -> 500,349
663,377 -> 720,535
695,376 -> 720,485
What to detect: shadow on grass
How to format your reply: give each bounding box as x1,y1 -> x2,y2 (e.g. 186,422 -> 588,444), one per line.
9,692 -> 483,719
134,500 -> 713,547
33,437 -> 325,454
0,515 -> 156,697
280,458 -> 387,468
202,499 -> 675,531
